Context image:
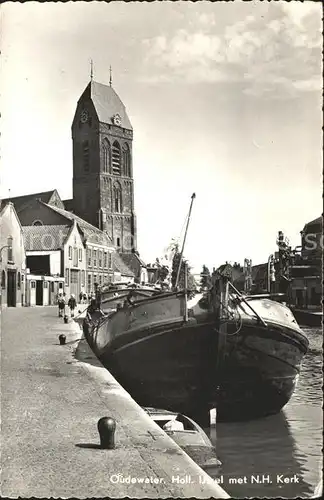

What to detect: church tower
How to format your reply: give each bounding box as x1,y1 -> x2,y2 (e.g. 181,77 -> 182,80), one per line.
71,78 -> 137,253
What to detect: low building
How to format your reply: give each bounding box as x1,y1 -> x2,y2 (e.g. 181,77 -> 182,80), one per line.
0,202 -> 26,307
23,221 -> 86,305
6,192 -> 134,300
119,252 -> 148,284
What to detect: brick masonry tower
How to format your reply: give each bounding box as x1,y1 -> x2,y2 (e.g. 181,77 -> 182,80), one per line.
71,79 -> 137,253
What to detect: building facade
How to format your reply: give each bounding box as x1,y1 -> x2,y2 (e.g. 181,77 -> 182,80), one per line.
290,216 -> 322,309
71,80 -> 137,254
0,202 -> 26,307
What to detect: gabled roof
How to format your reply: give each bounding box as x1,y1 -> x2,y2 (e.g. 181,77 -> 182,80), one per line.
42,202 -> 113,246
112,253 -> 135,277
0,201 -> 24,232
1,189 -> 63,214
302,216 -> 322,232
23,225 -> 71,251
79,81 -> 132,130
63,199 -> 74,212
120,252 -> 147,270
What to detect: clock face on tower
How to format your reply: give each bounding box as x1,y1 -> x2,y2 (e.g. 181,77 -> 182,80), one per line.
113,113 -> 122,126
80,109 -> 89,123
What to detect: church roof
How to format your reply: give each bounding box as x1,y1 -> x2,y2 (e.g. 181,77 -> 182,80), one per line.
1,189 -> 62,214
42,203 -> 113,247
63,199 -> 74,212
84,80 -> 132,130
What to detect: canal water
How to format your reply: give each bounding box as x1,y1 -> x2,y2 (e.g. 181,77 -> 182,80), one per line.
207,326 -> 322,498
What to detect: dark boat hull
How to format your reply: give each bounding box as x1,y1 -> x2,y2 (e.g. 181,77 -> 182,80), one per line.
84,294 -> 308,422
291,308 -> 322,327
213,319 -> 306,421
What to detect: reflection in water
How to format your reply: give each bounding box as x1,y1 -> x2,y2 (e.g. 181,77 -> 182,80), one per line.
207,327 -> 322,498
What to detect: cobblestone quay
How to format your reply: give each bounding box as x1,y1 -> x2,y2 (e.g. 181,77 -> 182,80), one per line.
0,307 -> 228,498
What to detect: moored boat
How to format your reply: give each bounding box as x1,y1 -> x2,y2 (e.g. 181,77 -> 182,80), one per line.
83,281 -> 309,423
143,407 -> 221,470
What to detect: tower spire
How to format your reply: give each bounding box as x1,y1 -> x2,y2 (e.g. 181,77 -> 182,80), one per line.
109,65 -> 112,87
90,59 -> 94,81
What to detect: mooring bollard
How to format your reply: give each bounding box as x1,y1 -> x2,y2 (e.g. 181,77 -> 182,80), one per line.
97,416 -> 116,449
59,334 -> 66,345
63,315 -> 69,324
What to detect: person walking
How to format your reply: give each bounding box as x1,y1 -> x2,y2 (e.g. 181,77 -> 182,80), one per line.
79,291 -> 84,304
68,294 -> 77,317
58,293 -> 66,318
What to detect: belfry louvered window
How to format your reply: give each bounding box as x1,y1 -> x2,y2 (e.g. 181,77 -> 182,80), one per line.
112,141 -> 121,175
103,139 -> 111,173
83,141 -> 90,171
113,182 -> 122,213
123,143 -> 131,177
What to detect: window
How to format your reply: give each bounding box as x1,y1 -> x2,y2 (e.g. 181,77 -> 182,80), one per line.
1,270 -> 6,289
43,281 -> 48,288
98,250 -> 102,268
32,220 -> 43,226
102,139 -> 111,173
99,274 -> 102,286
93,274 -> 97,287
7,236 -> 13,262
113,182 -> 122,213
65,268 -> 70,286
83,140 -> 90,171
112,141 -> 121,175
31,281 -> 36,289
87,274 -> 92,293
88,248 -> 92,266
81,270 -> 85,287
104,252 -> 108,268
108,252 -> 112,269
71,271 -> 79,284
123,143 -> 131,176
59,282 -> 63,289
73,248 -> 78,267
17,272 -> 21,289
116,237 -> 121,248
51,282 -> 54,292
93,250 -> 97,267
68,246 -> 72,260
79,248 -> 82,262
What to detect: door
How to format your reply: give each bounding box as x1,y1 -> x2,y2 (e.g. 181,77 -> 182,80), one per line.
70,270 -> 79,297
43,281 -> 49,306
30,281 -> 36,306
36,280 -> 43,305
7,270 -> 17,307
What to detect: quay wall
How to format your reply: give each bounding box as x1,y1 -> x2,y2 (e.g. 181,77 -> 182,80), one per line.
73,317 -> 230,498
1,306 -> 228,498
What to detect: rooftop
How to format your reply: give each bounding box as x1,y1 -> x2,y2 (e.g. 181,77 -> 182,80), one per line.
1,190 -> 63,214
78,80 -> 132,130
23,225 -> 71,251
42,203 -> 113,247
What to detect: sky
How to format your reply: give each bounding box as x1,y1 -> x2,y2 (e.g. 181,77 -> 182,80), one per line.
1,1 -> 322,272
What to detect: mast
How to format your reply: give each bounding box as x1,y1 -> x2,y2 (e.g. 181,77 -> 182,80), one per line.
175,193 -> 196,289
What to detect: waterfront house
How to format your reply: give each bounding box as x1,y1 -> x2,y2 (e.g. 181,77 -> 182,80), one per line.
23,220 -> 85,305
0,202 -> 26,307
6,193 -> 134,302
